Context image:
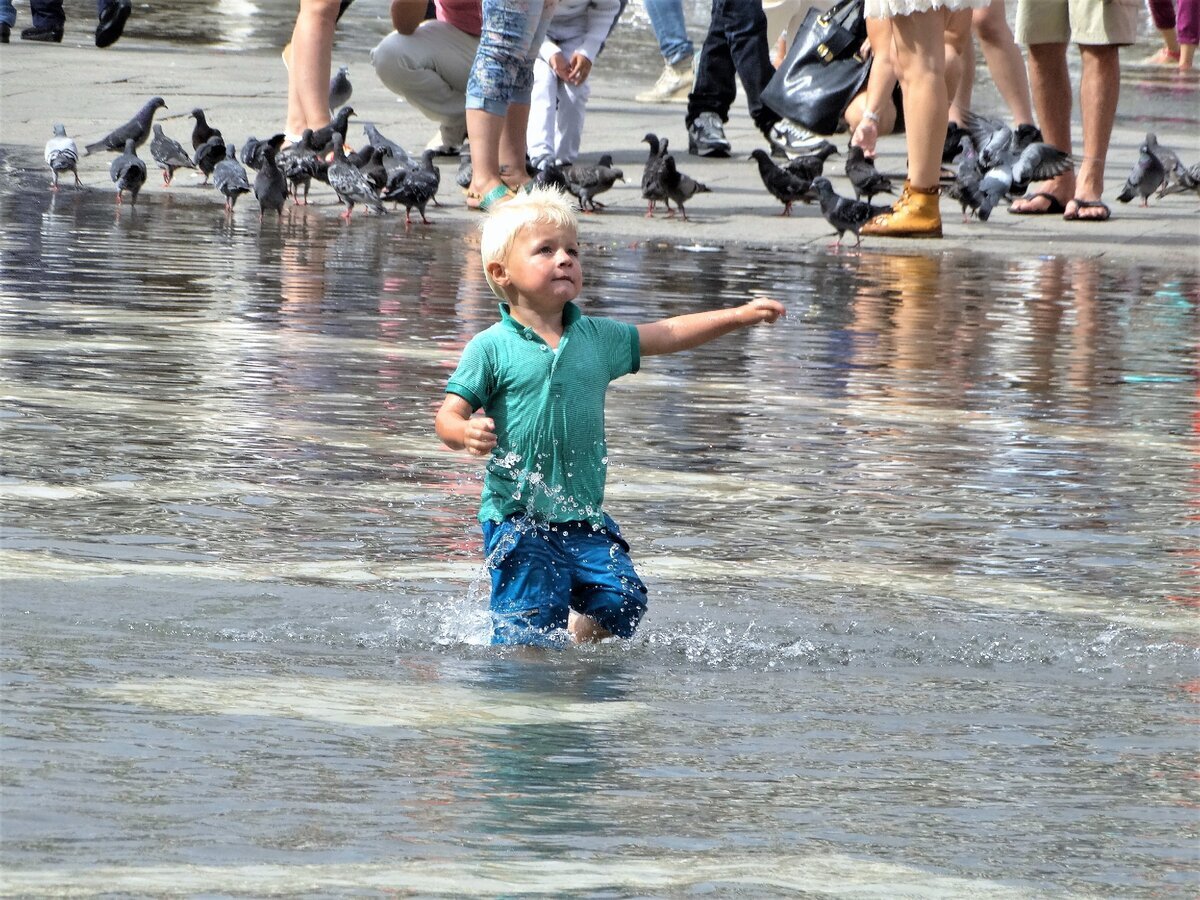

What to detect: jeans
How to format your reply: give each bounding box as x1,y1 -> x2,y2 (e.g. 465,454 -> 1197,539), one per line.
686,0 -> 777,133
27,0 -> 116,28
0,0 -> 14,27
466,0 -> 558,116
644,0 -> 694,64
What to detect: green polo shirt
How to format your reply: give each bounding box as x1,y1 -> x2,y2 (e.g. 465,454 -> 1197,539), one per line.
446,302 -> 640,525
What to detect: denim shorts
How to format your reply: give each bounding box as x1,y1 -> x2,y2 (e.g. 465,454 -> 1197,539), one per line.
481,515 -> 648,646
465,0 -> 557,115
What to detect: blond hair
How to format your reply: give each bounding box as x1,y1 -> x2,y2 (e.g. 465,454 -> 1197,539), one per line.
480,186 -> 578,301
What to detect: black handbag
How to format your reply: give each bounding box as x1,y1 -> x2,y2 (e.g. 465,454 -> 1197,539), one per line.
761,0 -> 871,136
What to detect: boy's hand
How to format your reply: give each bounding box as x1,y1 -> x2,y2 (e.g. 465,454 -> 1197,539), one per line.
567,53 -> 592,85
464,417 -> 497,456
740,296 -> 786,324
549,52 -> 571,81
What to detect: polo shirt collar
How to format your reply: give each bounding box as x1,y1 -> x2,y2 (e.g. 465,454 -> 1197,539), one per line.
498,301 -> 581,340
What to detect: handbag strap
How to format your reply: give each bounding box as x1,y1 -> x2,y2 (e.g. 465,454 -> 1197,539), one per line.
818,0 -> 865,31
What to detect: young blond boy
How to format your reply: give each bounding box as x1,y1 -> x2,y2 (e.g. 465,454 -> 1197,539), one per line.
435,187 -> 784,646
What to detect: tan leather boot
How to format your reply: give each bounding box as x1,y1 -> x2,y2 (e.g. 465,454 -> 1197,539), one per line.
860,181 -> 943,238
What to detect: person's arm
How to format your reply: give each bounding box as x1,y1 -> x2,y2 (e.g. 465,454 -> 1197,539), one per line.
636,298 -> 785,358
849,18 -> 896,157
390,0 -> 428,35
435,394 -> 497,455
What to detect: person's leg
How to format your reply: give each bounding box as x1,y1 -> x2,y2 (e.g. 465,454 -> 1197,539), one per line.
287,0 -> 341,136
972,0 -> 1035,124
526,57 -> 558,164
942,8 -> 973,115
686,0 -> 738,126
554,70 -> 590,162
644,0 -> 694,64
1065,42 -> 1118,217
1008,42 -> 1074,211
951,32 -> 975,124
1178,0 -> 1198,69
891,9 -> 949,191
371,23 -> 477,146
27,0 -> 64,30
1146,0 -> 1181,63
722,0 -> 778,133
0,0 -> 16,27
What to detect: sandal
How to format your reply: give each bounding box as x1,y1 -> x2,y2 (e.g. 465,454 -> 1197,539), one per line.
1063,198 -> 1111,222
1008,191 -> 1067,215
466,183 -> 516,212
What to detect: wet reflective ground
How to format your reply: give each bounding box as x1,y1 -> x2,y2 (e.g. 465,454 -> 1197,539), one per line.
2,156 -> 1197,896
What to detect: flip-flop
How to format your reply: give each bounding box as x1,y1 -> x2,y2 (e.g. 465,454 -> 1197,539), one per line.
1008,191 -> 1067,215
1063,198 -> 1111,222
467,183 -> 516,212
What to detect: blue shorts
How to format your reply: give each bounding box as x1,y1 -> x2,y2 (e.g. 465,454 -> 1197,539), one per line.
481,515 -> 648,646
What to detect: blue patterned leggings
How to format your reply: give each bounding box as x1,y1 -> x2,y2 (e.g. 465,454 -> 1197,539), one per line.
466,0 -> 559,116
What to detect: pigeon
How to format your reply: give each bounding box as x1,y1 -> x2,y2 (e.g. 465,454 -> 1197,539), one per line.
562,153 -> 624,211
351,144 -> 389,192
327,133 -> 386,218
641,132 -> 671,217
959,109 -> 1013,169
660,154 -> 709,221
945,135 -> 984,220
240,136 -> 272,171
364,123 -> 412,172
974,165 -> 1014,222
1144,132 -> 1182,180
1116,145 -> 1166,206
193,134 -> 227,185
44,124 -> 80,190
958,108 -> 1072,200
844,146 -> 893,202
212,142 -> 252,213
749,148 -> 812,216
455,144 -> 473,190
811,176 -> 880,246
533,160 -> 569,193
110,138 -> 147,206
329,65 -> 353,114
382,149 -> 439,224
1160,162 -> 1200,198
282,129 -> 326,204
190,108 -> 222,151
783,141 -> 839,183
1008,141 -> 1073,197
418,147 -> 442,204
150,124 -> 196,186
311,106 -> 355,155
84,96 -> 167,155
254,134 -> 289,220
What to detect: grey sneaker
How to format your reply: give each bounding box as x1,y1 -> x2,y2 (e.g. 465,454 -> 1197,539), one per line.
688,112 -> 731,157
767,119 -> 826,159
635,57 -> 694,103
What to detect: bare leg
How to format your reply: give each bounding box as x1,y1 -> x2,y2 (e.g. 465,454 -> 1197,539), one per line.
973,0 -> 1034,125
466,107 -> 510,205
499,103 -> 532,190
1009,42 -> 1074,212
943,9 -> 973,115
891,9 -> 951,190
568,610 -> 612,644
1067,43 -> 1119,217
951,31 -> 974,124
1181,43 -> 1196,70
286,0 -> 339,137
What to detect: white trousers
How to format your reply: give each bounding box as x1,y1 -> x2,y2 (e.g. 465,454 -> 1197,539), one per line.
370,21 -> 478,146
525,34 -> 592,165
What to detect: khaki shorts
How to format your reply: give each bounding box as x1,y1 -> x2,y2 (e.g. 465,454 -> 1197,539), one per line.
1015,0 -> 1140,46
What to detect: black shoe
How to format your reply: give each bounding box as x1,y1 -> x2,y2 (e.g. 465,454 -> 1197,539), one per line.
688,112 -> 731,158
943,121 -> 969,164
1,23 -> 10,43
95,0 -> 131,48
20,23 -> 64,42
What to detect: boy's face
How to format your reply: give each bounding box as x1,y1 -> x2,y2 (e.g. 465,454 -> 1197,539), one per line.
490,222 -> 582,309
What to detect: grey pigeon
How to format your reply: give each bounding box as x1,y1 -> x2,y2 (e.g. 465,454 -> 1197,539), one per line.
974,165 -> 1014,222
844,146 -> 893,202
350,144 -> 389,192
281,129 -> 326,204
946,135 -> 984,220
193,134 -> 227,185
44,123 -> 81,190
254,134 -> 289,220
311,106 -> 355,155
190,108 -> 222,151
84,96 -> 167,155
811,176 -> 879,247
329,65 -> 353,114
1144,132 -> 1182,180
534,160 -> 569,193
240,136 -> 271,171
641,132 -> 671,217
150,123 -> 196,186
364,122 -> 412,172
783,141 -> 838,183
327,133 -> 386,218
1008,140 -> 1073,196
562,153 -> 624,211
959,108 -> 1072,200
382,149 -> 439,224
660,154 -> 709,221
749,148 -> 812,216
109,138 -> 147,206
455,144 -> 473,190
419,147 -> 442,204
959,109 -> 1013,169
1116,145 -> 1166,206
212,142 -> 251,213
1159,162 -> 1200,198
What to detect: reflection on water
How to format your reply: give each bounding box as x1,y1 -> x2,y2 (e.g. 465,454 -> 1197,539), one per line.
1,157 -> 1198,897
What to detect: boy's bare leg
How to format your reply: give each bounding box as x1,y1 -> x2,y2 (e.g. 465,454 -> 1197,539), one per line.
568,610 -> 612,643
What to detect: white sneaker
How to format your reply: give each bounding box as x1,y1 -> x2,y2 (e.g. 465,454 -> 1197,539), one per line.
635,57 -> 694,104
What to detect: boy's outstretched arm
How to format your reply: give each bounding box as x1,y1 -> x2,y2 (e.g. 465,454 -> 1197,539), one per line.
435,394 -> 497,456
637,297 -> 785,357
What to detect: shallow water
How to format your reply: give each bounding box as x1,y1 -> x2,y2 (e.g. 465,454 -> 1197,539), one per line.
2,150 -> 1198,897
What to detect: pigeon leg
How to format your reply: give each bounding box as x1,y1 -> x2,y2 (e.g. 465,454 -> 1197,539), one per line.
340,204 -> 353,221
405,209 -> 413,225
50,172 -> 59,191
420,211 -> 432,225
644,201 -> 655,218
780,203 -> 791,217
678,205 -> 689,221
